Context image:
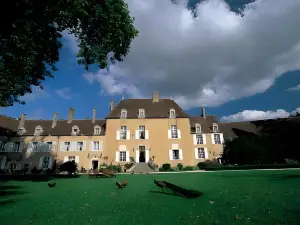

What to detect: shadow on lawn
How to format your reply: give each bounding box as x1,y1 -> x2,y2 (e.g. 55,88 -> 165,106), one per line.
149,190 -> 204,198
0,183 -> 27,205
0,174 -> 81,182
276,174 -> 300,179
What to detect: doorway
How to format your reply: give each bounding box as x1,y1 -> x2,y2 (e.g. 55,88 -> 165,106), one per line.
92,160 -> 98,170
139,145 -> 146,162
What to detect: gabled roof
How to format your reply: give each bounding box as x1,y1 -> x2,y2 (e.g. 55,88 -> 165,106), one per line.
189,115 -> 217,133
106,99 -> 189,119
0,115 -> 18,131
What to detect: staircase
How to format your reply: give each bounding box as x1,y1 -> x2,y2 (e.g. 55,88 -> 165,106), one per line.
132,163 -> 155,174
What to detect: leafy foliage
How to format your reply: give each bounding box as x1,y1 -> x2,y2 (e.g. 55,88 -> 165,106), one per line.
59,160 -> 77,174
0,0 -> 138,106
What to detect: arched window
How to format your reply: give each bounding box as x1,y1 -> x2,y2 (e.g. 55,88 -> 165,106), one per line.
34,125 -> 43,136
120,109 -> 127,118
72,125 -> 80,135
195,123 -> 201,133
94,125 -> 101,135
169,108 -> 176,118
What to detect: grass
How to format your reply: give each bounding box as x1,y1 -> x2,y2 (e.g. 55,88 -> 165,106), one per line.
1,170 -> 300,225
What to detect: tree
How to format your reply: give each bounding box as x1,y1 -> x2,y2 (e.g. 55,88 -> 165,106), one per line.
59,160 -> 77,175
0,0 -> 138,106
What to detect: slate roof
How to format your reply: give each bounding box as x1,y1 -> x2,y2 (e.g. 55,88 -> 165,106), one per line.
106,99 -> 190,119
189,116 -> 217,133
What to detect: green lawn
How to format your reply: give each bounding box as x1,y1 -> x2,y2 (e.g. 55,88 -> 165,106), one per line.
1,170 -> 300,225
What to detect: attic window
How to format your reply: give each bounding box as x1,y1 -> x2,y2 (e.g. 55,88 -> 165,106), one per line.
213,123 -> 218,132
138,109 -> 145,118
34,126 -> 43,136
72,126 -> 80,135
195,123 -> 201,133
169,109 -> 176,118
120,109 -> 127,118
94,125 -> 101,135
17,127 -> 26,135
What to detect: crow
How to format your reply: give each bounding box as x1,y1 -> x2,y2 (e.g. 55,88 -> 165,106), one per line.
48,182 -> 56,188
116,179 -> 127,189
154,179 -> 167,192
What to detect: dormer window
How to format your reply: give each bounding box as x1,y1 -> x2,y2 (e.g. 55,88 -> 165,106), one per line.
72,126 -> 80,135
94,125 -> 101,135
213,123 -> 218,132
17,127 -> 26,135
195,123 -> 201,133
120,109 -> 127,118
34,126 -> 43,136
169,109 -> 176,118
138,109 -> 145,118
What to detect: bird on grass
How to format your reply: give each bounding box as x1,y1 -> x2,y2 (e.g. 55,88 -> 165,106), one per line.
154,179 -> 167,193
116,179 -> 127,189
48,182 -> 56,188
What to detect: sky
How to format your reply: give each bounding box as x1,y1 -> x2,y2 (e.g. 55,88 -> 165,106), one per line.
1,0 -> 300,122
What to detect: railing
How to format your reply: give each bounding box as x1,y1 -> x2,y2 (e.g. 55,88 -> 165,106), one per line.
148,158 -> 158,171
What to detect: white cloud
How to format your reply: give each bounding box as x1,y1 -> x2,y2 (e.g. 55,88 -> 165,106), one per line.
220,108 -> 297,122
61,30 -> 80,54
79,0 -> 300,109
287,84 -> 300,91
27,108 -> 46,120
21,86 -> 49,101
55,87 -> 72,100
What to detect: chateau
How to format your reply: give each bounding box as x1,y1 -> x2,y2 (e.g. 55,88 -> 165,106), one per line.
0,92 -> 225,172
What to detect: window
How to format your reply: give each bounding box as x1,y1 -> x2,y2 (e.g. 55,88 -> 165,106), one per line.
69,156 -> 75,161
72,126 -> 79,135
93,141 -> 100,151
172,150 -> 179,160
119,151 -> 126,162
213,123 -> 218,132
14,142 -> 20,152
195,124 -> 201,133
42,157 -> 50,169
34,126 -> 43,136
33,142 -> 38,152
17,128 -> 25,135
138,109 -> 145,118
64,142 -> 70,151
120,126 -> 127,140
94,126 -> 101,135
138,125 -> 145,139
120,109 -> 127,118
214,134 -> 221,144
171,125 -> 178,139
169,109 -> 176,118
196,135 -> 203,144
47,142 -> 52,151
197,148 -> 205,159
77,142 -> 83,151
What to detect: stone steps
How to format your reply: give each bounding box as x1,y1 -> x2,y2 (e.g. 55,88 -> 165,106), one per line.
132,163 -> 155,173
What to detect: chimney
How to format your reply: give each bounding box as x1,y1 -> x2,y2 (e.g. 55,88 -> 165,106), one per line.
67,107 -> 75,123
52,112 -> 58,128
92,107 -> 96,123
110,99 -> 114,111
152,91 -> 159,102
18,113 -> 26,128
202,106 -> 206,119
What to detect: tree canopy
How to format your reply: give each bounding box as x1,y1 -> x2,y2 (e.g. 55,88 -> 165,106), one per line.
0,0 -> 138,106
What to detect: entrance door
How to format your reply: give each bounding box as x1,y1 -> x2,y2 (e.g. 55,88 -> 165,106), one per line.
139,145 -> 146,162
92,160 -> 98,169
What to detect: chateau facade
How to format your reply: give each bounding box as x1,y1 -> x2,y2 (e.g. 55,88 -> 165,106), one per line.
0,92 -> 224,172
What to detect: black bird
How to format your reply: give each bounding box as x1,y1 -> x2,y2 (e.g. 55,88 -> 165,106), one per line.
48,182 -> 56,188
154,179 -> 167,192
116,179 -> 127,189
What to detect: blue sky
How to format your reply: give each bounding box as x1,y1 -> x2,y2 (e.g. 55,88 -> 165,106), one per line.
1,0 -> 300,121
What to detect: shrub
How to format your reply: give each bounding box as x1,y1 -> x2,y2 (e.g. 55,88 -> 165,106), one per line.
182,166 -> 194,171
106,164 -> 121,172
80,167 -> 87,173
177,163 -> 183,171
59,161 -> 77,175
162,163 -> 171,171
197,162 -> 207,169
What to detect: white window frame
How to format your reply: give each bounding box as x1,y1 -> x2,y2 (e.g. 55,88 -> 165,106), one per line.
197,148 -> 205,159
42,157 -> 50,169
169,109 -> 176,118
195,123 -> 201,133
120,109 -> 127,119
138,125 -> 145,139
17,127 -> 26,135
93,125 -> 101,135
34,125 -> 43,136
213,123 -> 218,132
32,142 -> 38,152
119,151 -> 127,162
214,134 -> 221,144
93,141 -> 100,151
77,142 -> 83,151
196,134 -> 203,144
138,109 -> 145,118
64,142 -> 70,151
120,126 -> 127,140
68,156 -> 75,161
46,142 -> 52,152
172,149 -> 180,160
171,125 -> 178,139
72,126 -> 79,135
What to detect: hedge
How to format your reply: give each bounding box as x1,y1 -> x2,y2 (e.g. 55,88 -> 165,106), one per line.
204,164 -> 300,171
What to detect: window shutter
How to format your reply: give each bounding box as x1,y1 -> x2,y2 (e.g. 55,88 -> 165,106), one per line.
204,148 -> 208,159
193,135 -> 196,145
195,148 -> 199,159
64,156 -> 68,162
48,157 -> 53,169
168,130 -> 171,139
99,141 -> 103,151
202,134 -> 206,144
135,130 -> 139,139
75,156 -> 80,164
145,130 -> 149,139
220,134 -> 224,144
211,134 -> 215,144
82,141 -> 86,151
126,151 -> 130,162
169,150 -> 173,160
179,149 -> 183,160
89,141 -> 93,151
1,156 -> 7,169
126,131 -> 130,140
116,152 -> 120,162
178,130 -> 181,139
38,157 -> 44,169
116,131 -> 120,140
145,149 -> 149,162
18,142 -> 24,152
71,142 -> 77,151
27,142 -> 33,152
52,142 -> 56,152
60,142 -> 65,151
